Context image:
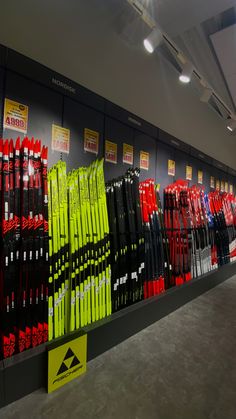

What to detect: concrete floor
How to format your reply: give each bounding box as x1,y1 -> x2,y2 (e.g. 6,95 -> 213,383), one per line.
1,276 -> 236,419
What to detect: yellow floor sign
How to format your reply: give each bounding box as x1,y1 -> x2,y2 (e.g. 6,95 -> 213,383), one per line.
48,334 -> 87,393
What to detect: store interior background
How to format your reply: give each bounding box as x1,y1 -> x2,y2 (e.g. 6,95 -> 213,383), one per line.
0,0 -> 235,181
0,1 -> 236,416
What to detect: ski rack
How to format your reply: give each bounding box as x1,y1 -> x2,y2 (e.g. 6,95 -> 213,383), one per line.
0,260 -> 236,407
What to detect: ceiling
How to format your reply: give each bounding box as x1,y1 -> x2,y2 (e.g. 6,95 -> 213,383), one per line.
211,23 -> 236,108
97,0 -> 236,111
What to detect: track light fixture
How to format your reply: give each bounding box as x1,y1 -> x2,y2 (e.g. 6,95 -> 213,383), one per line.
226,118 -> 236,132
200,87 -> 212,103
143,27 -> 163,53
179,61 -> 194,83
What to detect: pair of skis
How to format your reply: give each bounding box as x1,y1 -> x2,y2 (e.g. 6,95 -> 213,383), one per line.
139,179 -> 168,298
106,168 -> 145,312
47,158 -> 112,341
0,137 -> 48,359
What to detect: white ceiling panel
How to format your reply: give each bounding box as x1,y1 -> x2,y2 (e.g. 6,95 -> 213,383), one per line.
211,24 -> 236,106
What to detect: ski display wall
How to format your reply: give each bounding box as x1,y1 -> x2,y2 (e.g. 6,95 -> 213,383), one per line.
164,180 -> 236,287
106,168 -> 145,312
47,158 -> 112,341
0,137 -> 49,359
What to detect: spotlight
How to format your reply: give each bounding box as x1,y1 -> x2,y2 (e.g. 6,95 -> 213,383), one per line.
179,62 -> 194,84
200,87 -> 212,103
143,27 -> 163,53
227,119 -> 236,132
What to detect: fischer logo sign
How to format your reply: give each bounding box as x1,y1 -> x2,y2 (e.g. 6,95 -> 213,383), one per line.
52,77 -> 76,94
48,334 -> 87,393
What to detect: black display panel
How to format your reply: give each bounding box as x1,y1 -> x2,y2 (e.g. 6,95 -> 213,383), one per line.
134,131 -> 156,181
156,141 -> 175,201
4,70 -> 63,167
63,97 -> 104,172
174,150 -> 201,187
105,101 -> 157,138
0,67 -> 4,136
104,117 -> 134,181
6,49 -> 105,113
0,45 -> 6,67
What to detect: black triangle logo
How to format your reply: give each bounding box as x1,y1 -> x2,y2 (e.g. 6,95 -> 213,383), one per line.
56,347 -> 81,376
57,362 -> 68,376
64,348 -> 74,360
70,355 -> 80,368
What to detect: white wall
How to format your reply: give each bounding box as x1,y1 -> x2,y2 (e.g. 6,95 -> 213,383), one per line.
0,0 -> 235,168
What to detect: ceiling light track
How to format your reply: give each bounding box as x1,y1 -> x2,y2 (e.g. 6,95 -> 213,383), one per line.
125,0 -> 235,132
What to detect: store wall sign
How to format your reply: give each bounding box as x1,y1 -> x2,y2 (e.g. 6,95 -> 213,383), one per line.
3,98 -> 28,134
84,128 -> 99,155
51,124 -> 70,154
225,182 -> 228,192
216,179 -> 220,191
51,77 -> 76,94
128,116 -> 141,127
48,334 -> 87,393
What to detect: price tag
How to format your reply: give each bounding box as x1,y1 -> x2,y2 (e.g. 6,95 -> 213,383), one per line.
140,151 -> 149,170
198,170 -> 203,184
186,165 -> 192,181
3,99 -> 28,134
84,128 -> 99,154
105,140 -> 117,164
52,124 -> 70,154
123,143 -> 133,165
168,159 -> 175,176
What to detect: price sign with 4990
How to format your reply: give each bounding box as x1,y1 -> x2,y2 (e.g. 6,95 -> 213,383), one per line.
3,99 -> 29,134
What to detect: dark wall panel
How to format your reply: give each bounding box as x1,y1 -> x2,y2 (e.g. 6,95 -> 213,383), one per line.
156,142 -> 175,200
134,131 -> 156,181
0,67 -> 4,91
104,117 -> 134,181
0,45 -> 6,67
63,97 -> 104,172
197,161 -> 211,193
0,67 -> 4,136
105,101 -> 157,138
4,70 -> 63,168
174,151 -> 199,187
6,49 -> 105,113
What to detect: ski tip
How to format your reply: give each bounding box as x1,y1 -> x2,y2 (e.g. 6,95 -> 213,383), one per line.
34,140 -> 38,154
35,139 -> 41,154
22,136 -> 29,149
30,137 -> 34,149
0,138 -> 3,152
9,139 -> 14,154
15,137 -> 21,150
41,145 -> 45,159
3,139 -> 9,156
